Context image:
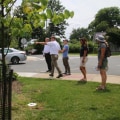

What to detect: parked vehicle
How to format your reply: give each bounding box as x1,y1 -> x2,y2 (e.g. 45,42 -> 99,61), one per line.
0,48 -> 27,64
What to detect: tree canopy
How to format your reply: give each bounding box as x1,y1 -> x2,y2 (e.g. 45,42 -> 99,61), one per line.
0,0 -> 74,49
89,7 -> 120,31
70,28 -> 89,40
69,7 -> 120,46
88,7 -> 120,45
46,0 -> 69,38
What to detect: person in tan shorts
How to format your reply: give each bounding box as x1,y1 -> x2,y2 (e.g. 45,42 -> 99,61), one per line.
79,38 -> 88,82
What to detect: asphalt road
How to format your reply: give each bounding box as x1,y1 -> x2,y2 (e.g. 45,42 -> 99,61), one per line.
11,55 -> 120,76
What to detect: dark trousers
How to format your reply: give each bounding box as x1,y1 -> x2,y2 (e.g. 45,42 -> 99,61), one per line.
63,57 -> 71,73
45,53 -> 51,71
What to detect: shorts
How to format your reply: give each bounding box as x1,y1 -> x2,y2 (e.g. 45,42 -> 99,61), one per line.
80,57 -> 88,67
100,58 -> 108,70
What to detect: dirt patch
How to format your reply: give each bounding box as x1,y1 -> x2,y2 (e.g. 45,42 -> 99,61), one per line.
12,80 -> 22,94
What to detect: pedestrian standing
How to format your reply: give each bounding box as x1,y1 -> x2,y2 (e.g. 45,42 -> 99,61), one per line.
79,38 -> 88,82
35,35 -> 63,78
43,38 -> 51,72
59,39 -> 71,75
96,35 -> 108,90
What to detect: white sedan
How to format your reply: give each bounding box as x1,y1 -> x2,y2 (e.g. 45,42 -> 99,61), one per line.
0,48 -> 27,64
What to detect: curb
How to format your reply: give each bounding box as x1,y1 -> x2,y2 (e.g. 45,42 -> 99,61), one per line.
17,72 -> 120,84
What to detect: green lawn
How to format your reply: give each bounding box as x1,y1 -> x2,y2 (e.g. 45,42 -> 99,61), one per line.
12,77 -> 120,120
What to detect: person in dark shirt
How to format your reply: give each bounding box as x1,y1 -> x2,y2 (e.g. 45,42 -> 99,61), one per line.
79,38 -> 88,82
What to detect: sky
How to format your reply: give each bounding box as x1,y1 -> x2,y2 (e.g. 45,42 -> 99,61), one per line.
15,0 -> 120,39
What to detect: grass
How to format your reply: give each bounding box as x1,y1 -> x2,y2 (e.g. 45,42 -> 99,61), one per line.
12,77 -> 120,120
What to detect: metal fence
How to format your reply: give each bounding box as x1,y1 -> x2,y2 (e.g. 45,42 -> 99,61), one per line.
0,65 -> 13,120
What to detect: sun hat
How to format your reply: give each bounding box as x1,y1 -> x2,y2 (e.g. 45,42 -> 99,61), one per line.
96,35 -> 105,42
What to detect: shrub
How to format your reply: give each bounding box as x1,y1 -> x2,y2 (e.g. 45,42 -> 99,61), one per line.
69,43 -> 80,53
12,72 -> 19,81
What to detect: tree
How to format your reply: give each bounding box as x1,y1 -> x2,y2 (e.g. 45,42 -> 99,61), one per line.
11,0 -> 74,53
0,0 -> 19,119
89,7 -> 120,30
22,0 -> 73,37
13,0 -> 74,47
107,27 -> 120,46
46,0 -> 70,38
88,7 -> 120,45
70,28 -> 89,40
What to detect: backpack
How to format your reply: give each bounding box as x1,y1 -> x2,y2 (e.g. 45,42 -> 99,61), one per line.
105,42 -> 111,57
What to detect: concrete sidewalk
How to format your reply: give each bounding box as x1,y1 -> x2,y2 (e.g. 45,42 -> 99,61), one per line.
17,72 -> 120,84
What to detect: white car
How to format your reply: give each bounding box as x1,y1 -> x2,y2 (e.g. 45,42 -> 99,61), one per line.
0,48 -> 27,64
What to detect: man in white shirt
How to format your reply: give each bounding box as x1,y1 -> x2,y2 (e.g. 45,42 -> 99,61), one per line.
43,38 -> 51,72
35,36 -> 63,78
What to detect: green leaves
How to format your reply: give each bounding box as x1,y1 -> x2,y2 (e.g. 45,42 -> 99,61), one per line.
70,11 -> 74,18
46,9 -> 53,19
21,0 -> 74,28
64,10 -> 74,19
23,2 -> 33,13
64,10 -> 70,19
1,0 -> 75,47
40,13 -> 47,20
40,0 -> 48,6
46,9 -> 74,25
24,24 -> 32,33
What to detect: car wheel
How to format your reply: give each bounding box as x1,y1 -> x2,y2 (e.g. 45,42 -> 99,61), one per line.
11,57 -> 20,64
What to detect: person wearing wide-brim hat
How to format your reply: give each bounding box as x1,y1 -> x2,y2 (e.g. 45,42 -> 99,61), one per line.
96,35 -> 108,90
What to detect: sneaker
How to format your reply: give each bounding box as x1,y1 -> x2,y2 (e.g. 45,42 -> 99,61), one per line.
49,74 -> 53,77
56,74 -> 63,78
46,70 -> 51,72
62,72 -> 67,74
67,73 -> 71,75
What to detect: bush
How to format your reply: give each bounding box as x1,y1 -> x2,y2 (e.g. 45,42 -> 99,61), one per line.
88,41 -> 98,54
69,43 -> 80,53
68,41 -> 98,54
12,72 -> 19,81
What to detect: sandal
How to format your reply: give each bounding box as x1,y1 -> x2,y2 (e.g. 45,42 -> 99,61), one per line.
96,86 -> 105,90
79,79 -> 87,83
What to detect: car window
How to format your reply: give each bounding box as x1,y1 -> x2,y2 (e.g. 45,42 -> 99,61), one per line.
0,49 -> 13,54
4,49 -> 13,53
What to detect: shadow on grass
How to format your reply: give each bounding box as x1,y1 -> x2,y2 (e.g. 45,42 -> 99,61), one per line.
76,80 -> 87,85
94,88 -> 111,93
40,78 -> 54,80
